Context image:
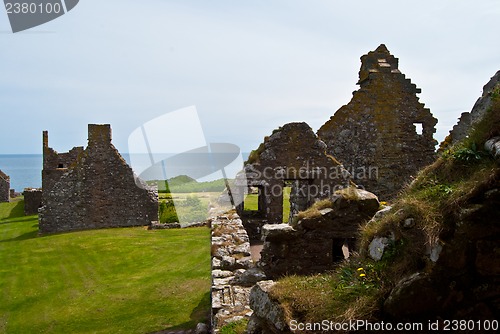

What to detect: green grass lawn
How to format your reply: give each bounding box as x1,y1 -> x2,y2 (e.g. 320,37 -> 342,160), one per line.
0,198 -> 210,333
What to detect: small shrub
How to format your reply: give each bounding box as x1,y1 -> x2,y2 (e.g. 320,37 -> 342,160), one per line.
159,200 -> 179,223
452,143 -> 485,163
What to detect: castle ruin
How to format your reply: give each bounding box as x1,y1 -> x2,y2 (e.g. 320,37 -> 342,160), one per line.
234,122 -> 350,235
318,44 -> 437,199
23,188 -> 43,215
0,170 -> 10,203
444,70 -> 500,146
39,124 -> 158,233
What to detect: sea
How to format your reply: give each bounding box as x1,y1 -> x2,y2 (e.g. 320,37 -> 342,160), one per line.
0,153 -> 251,192
0,154 -> 43,191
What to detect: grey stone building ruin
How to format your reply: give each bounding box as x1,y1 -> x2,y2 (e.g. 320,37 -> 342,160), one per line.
23,188 -> 42,215
234,122 -> 351,235
39,124 -> 158,233
317,44 -> 437,199
0,170 -> 10,203
258,187 -> 380,278
444,70 -> 500,147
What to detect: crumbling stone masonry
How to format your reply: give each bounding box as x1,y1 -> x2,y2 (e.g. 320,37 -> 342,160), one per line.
258,187 -> 380,278
234,122 -> 350,230
39,124 -> 158,233
0,170 -> 9,203
42,130 -> 84,194
211,212 -> 260,332
23,188 -> 42,215
444,70 -> 500,147
318,44 -> 437,199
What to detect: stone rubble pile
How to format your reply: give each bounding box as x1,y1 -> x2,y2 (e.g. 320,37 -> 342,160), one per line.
210,212 -> 267,332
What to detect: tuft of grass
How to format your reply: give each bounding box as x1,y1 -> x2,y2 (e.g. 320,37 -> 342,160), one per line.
0,200 -> 211,333
294,199 -> 333,222
270,259 -> 384,324
219,318 -> 249,334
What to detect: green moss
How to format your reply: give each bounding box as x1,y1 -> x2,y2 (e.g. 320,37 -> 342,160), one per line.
246,141 -> 266,164
245,126 -> 284,164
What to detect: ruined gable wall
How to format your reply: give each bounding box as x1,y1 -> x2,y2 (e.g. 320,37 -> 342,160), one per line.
42,130 -> 84,194
0,170 -> 10,203
39,124 -> 158,233
318,45 -> 437,199
236,122 -> 350,224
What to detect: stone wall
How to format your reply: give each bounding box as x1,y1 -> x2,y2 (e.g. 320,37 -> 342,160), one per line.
444,70 -> 500,147
211,211 -> 267,332
318,44 -> 437,200
39,124 -> 158,233
23,188 -> 42,215
258,188 -> 379,278
234,122 -> 350,228
0,170 -> 9,203
42,130 -> 84,194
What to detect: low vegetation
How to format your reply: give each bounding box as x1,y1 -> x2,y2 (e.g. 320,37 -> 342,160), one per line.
293,198 -> 333,222
158,192 -> 220,224
151,175 -> 227,193
219,318 -> 249,334
0,199 -> 211,333
270,95 -> 500,324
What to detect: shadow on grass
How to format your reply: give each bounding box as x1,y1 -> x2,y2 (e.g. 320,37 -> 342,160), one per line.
8,200 -> 25,218
0,215 -> 38,225
151,291 -> 211,333
0,229 -> 39,243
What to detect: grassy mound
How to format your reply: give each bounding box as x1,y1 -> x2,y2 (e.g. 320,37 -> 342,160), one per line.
0,199 -> 210,333
269,91 -> 500,324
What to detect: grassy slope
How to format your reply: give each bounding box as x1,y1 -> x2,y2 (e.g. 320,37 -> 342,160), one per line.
270,89 -> 500,324
0,199 -> 210,333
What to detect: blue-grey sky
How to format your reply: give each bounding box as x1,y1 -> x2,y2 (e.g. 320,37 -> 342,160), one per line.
1,0 -> 499,155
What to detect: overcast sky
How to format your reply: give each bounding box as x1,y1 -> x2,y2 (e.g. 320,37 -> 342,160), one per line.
1,0 -> 499,155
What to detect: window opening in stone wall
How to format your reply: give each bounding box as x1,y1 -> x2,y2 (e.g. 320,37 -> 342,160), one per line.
342,238 -> 356,259
282,181 -> 292,223
414,122 -> 423,135
332,238 -> 346,262
58,163 -> 64,168
243,186 -> 261,213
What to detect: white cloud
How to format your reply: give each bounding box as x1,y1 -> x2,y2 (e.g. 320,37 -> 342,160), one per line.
0,0 -> 499,155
